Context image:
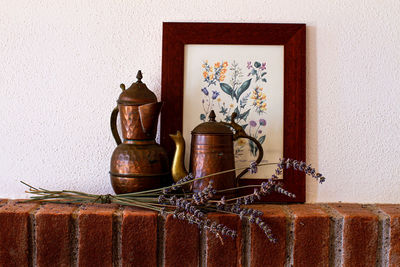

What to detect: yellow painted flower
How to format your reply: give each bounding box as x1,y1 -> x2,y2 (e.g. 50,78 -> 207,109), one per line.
259,87 -> 263,91
210,67 -> 213,72
230,104 -> 234,108
210,74 -> 214,80
221,68 -> 227,74
262,103 -> 266,108
202,64 -> 205,68
217,98 -> 221,102
222,61 -> 228,67
214,62 -> 220,68
203,71 -> 208,78
220,75 -> 225,81
262,94 -> 266,100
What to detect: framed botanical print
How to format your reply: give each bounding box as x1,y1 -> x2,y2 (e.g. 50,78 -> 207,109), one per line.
161,22 -> 306,202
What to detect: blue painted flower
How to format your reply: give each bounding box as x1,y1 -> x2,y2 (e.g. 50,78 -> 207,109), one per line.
211,90 -> 220,100
201,87 -> 209,96
259,119 -> 266,126
249,120 -> 257,127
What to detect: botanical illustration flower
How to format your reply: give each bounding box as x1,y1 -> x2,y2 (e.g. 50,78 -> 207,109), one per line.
200,60 -> 268,157
251,87 -> 267,114
247,61 -> 267,82
237,138 -> 247,146
212,90 -> 219,100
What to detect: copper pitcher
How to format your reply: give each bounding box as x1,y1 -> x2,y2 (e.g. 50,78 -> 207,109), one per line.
110,71 -> 169,194
170,110 -> 263,196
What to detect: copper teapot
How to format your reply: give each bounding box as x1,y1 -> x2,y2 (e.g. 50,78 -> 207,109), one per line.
110,71 -> 169,194
170,110 -> 263,196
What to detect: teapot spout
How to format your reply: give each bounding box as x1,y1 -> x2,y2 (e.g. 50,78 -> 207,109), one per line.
138,102 -> 163,137
169,131 -> 189,182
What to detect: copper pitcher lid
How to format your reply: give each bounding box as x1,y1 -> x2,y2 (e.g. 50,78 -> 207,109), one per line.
192,110 -> 233,135
117,70 -> 157,105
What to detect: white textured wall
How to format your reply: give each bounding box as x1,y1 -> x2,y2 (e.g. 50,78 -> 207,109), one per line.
1,1 -> 399,202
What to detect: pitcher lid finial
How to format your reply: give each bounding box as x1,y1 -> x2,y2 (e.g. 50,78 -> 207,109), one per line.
209,110 -> 216,122
136,70 -> 143,83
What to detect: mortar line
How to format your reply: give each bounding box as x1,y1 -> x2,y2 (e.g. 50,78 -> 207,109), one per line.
281,205 -> 294,267
199,227 -> 207,267
320,204 -> 344,267
112,206 -> 123,267
71,205 -> 82,267
28,204 -> 41,267
366,204 -> 390,267
157,214 -> 166,267
242,218 -> 251,267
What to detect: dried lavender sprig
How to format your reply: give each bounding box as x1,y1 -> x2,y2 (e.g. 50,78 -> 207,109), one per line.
277,158 -> 326,183
211,201 -> 276,242
192,181 -> 216,205
163,173 -> 195,194
168,196 -> 205,219
173,210 -> 237,239
273,184 -> 296,198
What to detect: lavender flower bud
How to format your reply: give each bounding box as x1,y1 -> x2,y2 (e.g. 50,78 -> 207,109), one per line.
250,161 -> 258,174
158,195 -> 166,203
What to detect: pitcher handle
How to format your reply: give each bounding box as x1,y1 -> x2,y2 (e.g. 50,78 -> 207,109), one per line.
222,112 -> 264,186
110,83 -> 126,145
110,106 -> 122,145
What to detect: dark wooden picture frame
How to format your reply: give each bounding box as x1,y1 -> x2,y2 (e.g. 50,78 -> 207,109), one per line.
161,22 -> 306,202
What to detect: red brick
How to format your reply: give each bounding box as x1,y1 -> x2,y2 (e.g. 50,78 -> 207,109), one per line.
121,207 -> 158,267
206,213 -> 242,267
289,204 -> 330,267
164,214 -> 199,267
329,203 -> 378,267
35,203 -> 78,267
377,204 -> 400,267
77,204 -> 117,267
249,205 -> 287,267
0,201 -> 39,266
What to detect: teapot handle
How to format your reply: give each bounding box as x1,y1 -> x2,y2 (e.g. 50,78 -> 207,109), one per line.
110,106 -> 122,145
222,113 -> 264,186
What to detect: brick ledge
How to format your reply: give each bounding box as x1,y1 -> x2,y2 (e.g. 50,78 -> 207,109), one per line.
0,200 -> 399,266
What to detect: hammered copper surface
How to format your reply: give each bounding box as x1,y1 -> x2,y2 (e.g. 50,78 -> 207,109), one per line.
119,105 -> 148,140
138,102 -> 163,139
190,134 -> 236,197
111,175 -> 166,194
110,141 -> 169,175
110,71 -> 170,194
172,111 -> 264,198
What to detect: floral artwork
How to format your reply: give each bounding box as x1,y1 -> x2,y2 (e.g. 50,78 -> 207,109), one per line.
199,60 -> 268,157
182,44 -> 284,179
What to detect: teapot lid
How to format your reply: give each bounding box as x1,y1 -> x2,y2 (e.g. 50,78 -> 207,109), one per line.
117,70 -> 157,105
192,110 -> 233,135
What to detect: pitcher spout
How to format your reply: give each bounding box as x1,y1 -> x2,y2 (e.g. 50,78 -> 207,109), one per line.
138,102 -> 163,137
169,131 -> 189,182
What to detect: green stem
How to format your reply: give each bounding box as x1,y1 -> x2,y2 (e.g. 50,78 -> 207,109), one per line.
120,162 -> 277,197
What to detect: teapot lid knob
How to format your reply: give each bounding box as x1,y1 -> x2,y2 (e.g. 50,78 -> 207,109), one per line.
209,110 -> 216,122
136,70 -> 143,83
